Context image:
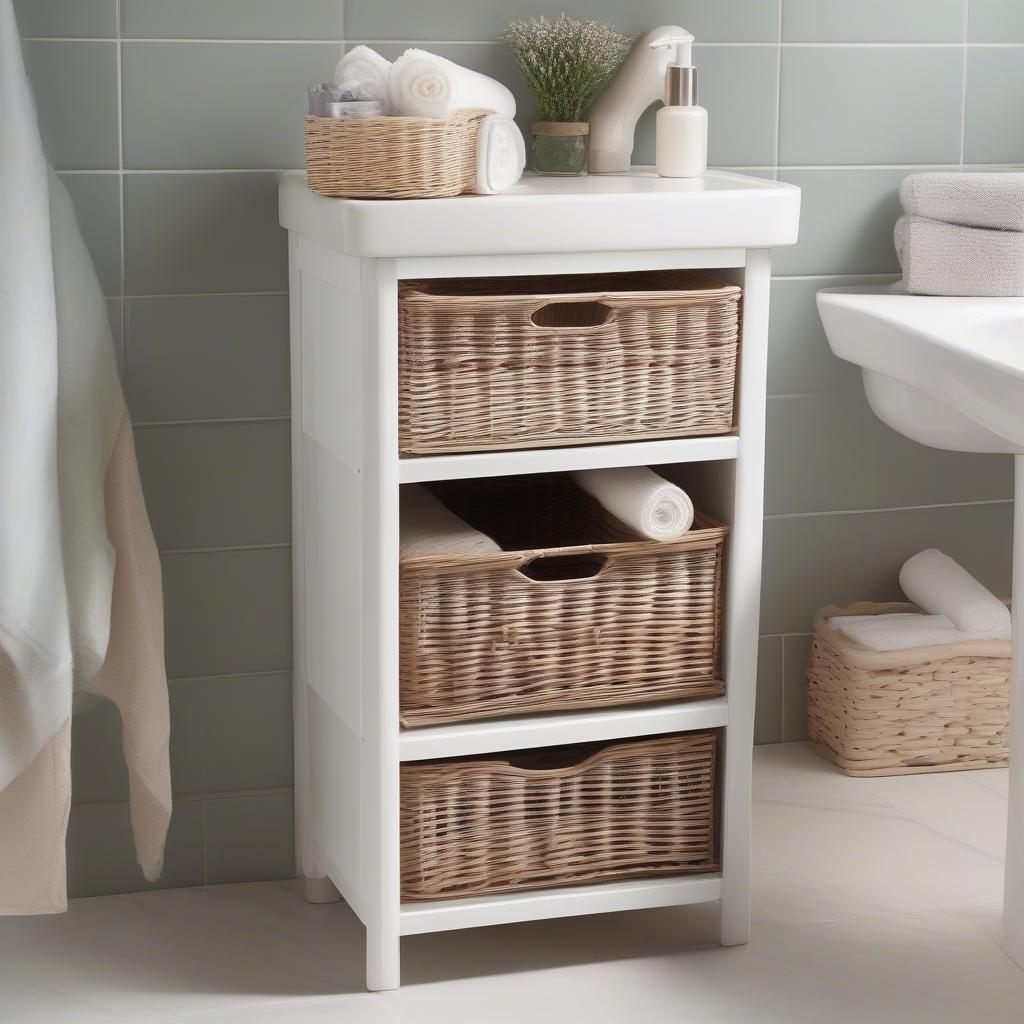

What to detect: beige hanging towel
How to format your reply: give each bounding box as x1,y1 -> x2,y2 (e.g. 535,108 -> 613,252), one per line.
0,0 -> 171,913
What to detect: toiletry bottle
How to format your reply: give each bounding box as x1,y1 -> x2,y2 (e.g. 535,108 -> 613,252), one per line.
650,33 -> 707,178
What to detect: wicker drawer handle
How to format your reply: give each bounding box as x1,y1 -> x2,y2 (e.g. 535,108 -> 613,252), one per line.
516,551 -> 608,583
529,299 -> 614,330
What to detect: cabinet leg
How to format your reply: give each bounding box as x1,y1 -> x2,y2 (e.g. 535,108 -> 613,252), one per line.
303,876 -> 341,905
366,926 -> 400,991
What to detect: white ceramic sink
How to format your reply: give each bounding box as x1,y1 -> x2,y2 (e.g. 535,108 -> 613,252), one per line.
278,168 -> 800,257
817,285 -> 1024,969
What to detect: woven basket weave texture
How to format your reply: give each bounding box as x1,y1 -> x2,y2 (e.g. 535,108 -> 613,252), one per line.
398,270 -> 741,455
400,731 -> 719,901
807,601 -> 1010,776
400,475 -> 726,728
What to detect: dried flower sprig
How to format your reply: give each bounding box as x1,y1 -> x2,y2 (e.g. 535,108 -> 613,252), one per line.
502,14 -> 632,123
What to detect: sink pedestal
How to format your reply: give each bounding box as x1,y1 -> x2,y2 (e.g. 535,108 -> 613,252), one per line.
1004,457 -> 1024,966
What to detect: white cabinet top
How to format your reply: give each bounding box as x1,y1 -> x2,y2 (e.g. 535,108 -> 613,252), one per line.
278,169 -> 800,258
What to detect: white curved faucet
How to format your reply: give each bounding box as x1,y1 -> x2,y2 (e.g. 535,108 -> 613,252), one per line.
589,25 -> 694,174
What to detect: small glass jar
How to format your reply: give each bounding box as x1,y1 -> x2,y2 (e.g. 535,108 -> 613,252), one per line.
531,121 -> 589,176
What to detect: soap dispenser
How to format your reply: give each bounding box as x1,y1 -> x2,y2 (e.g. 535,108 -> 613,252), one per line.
651,32 -> 707,178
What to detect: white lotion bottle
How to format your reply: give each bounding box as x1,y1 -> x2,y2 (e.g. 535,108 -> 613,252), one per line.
651,34 -> 707,178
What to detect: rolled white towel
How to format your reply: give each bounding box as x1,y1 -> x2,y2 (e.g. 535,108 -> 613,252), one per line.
334,45 -> 391,105
829,613 -> 967,652
899,548 -> 1011,640
571,468 -> 694,542
474,115 -> 525,195
388,48 -> 516,120
400,485 -> 500,559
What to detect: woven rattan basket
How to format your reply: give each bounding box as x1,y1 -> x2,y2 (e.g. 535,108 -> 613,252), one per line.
400,474 -> 727,728
807,602 -> 1010,776
398,270 -> 741,455
304,109 -> 487,199
400,731 -> 719,901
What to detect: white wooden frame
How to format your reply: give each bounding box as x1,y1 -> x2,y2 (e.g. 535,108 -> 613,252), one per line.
288,241 -> 773,991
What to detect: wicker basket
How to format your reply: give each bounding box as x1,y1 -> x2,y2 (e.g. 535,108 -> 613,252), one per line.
807,602 -> 1010,776
304,109 -> 488,199
400,474 -> 727,728
400,731 -> 719,901
398,270 -> 741,455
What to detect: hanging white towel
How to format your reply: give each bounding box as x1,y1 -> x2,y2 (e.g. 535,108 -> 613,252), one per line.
0,0 -> 170,913
388,48 -> 516,119
571,468 -> 695,542
474,115 -> 526,195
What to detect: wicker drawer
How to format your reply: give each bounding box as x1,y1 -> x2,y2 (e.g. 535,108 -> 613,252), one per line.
400,475 -> 727,728
807,602 -> 1010,776
398,270 -> 741,455
401,731 -> 719,902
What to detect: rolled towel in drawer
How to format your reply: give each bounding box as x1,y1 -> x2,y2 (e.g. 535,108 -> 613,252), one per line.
899,548 -> 1011,640
388,48 -> 516,119
400,485 -> 500,559
571,467 -> 694,542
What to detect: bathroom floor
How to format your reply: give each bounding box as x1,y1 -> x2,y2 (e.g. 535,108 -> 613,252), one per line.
2,742 -> 1021,1024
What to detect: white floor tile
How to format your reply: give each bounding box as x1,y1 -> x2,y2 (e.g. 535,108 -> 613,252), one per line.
0,742 -> 1019,1024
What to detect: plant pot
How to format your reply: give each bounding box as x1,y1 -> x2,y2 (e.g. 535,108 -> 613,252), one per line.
531,121 -> 589,176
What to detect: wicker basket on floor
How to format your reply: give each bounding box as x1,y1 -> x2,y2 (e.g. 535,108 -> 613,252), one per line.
806,601 -> 1010,776
304,109 -> 488,199
400,731 -> 719,901
398,270 -> 741,455
400,474 -> 727,728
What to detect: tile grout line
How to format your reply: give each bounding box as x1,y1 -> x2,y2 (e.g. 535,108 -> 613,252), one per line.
773,0 -> 784,169
779,634 -> 787,742
959,0 -> 969,166
114,0 -> 125,368
159,542 -> 292,557
765,498 -> 1014,520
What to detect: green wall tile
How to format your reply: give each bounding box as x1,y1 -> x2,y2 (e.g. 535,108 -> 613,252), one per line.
14,0 -> 116,37
22,41 -> 118,169
162,548 -> 292,679
968,2 -> 1024,43
124,295 -> 290,423
135,421 -> 291,551
67,799 -> 205,897
767,276 -> 886,395
347,0 -> 780,43
121,0 -> 343,40
783,0 -> 963,42
779,47 -> 962,166
755,636 -> 783,745
774,169 -> 909,276
60,173 -> 121,295
206,791 -> 295,885
123,173 -> 286,295
169,675 -> 293,796
964,48 -> 1024,164
782,635 -> 814,742
765,391 -> 1013,515
761,502 -> 1013,635
122,42 -> 338,169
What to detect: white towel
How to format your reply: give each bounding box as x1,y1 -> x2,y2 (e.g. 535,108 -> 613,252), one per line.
388,48 -> 516,120
894,215 -> 1024,297
829,613 -> 967,652
899,548 -> 1011,640
571,468 -> 694,542
474,114 -> 526,195
900,171 -> 1024,232
334,45 -> 391,106
400,486 -> 500,559
1,0 -> 170,912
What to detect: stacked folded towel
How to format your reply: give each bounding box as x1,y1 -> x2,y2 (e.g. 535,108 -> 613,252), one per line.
829,548 -> 1011,651
333,46 -> 524,196
399,486 -> 500,559
895,172 -> 1024,296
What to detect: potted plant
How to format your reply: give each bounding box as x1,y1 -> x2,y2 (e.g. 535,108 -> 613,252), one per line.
502,14 -> 631,176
